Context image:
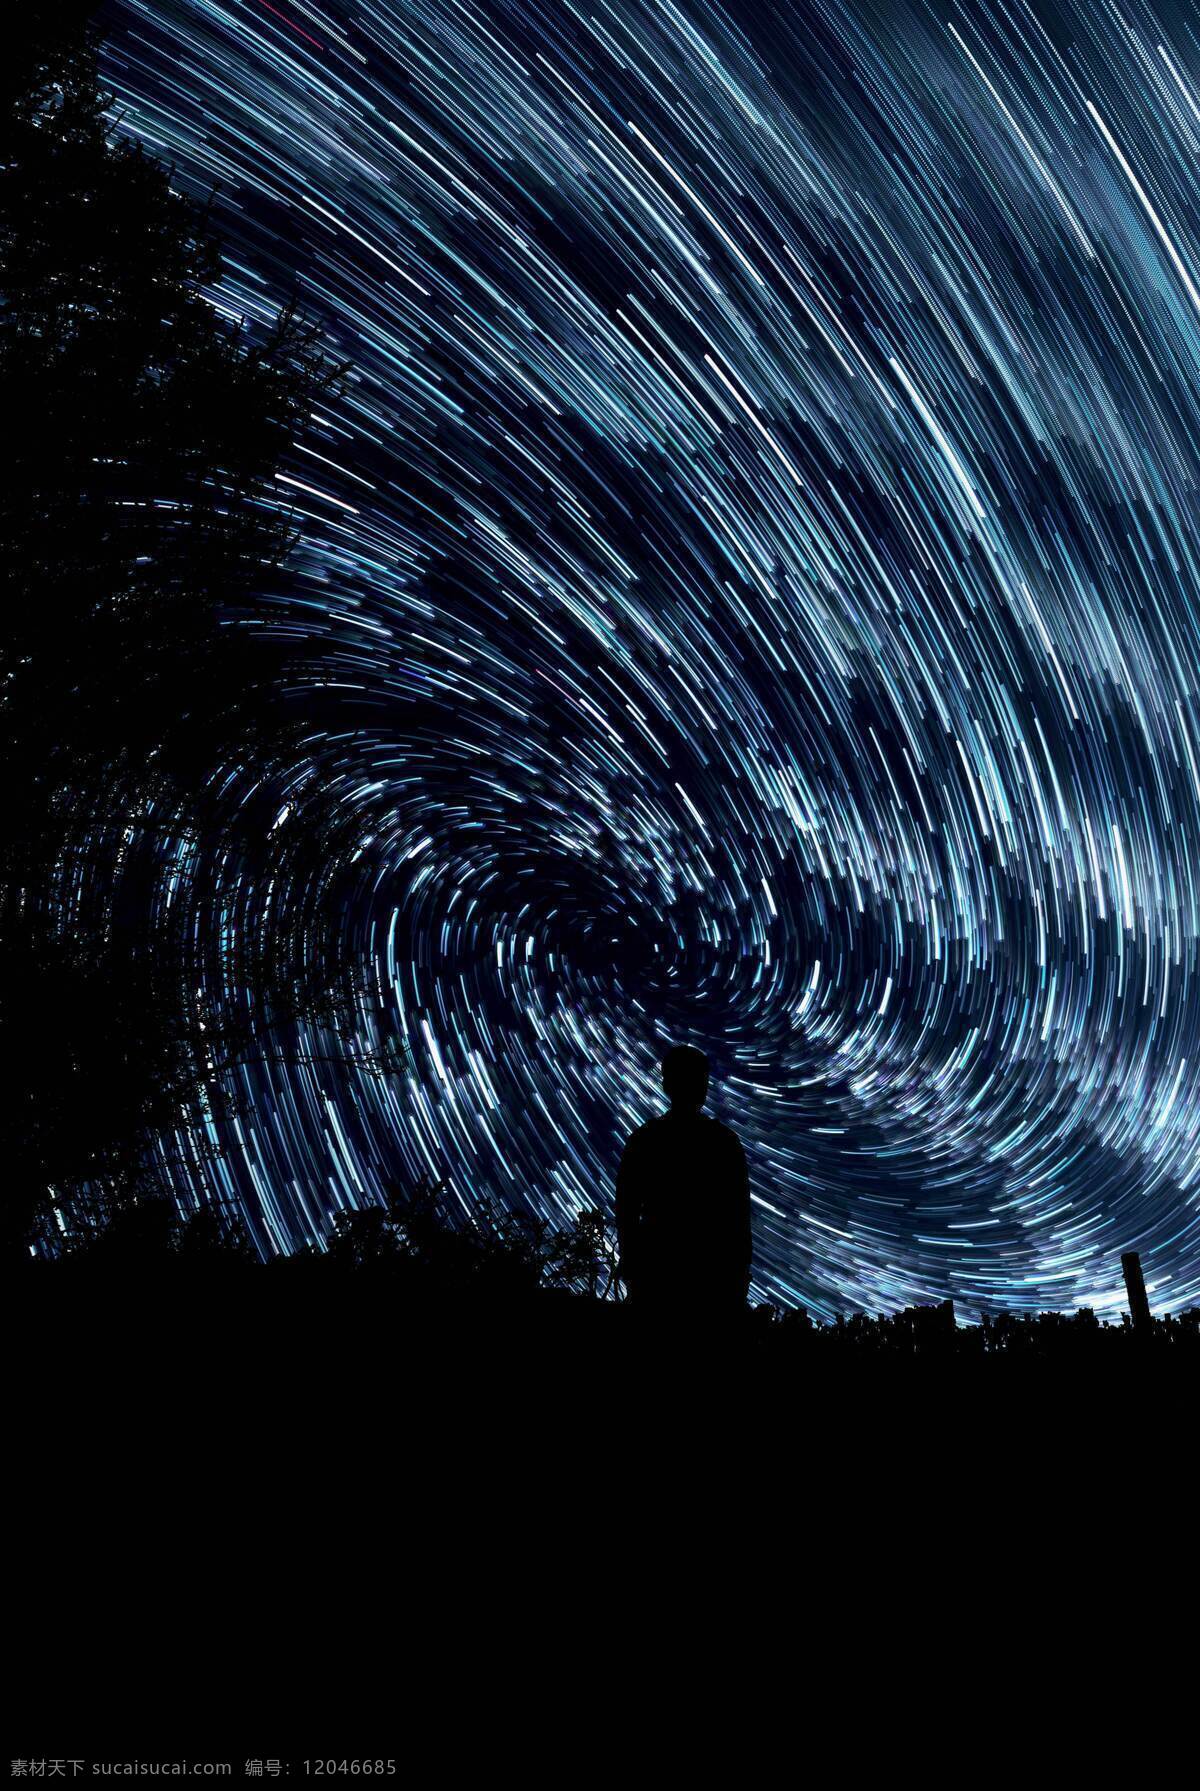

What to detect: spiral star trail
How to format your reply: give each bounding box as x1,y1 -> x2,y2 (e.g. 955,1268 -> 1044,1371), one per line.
97,0 -> 1200,1315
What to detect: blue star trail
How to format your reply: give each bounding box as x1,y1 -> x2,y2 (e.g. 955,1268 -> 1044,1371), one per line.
98,0 -> 1200,1315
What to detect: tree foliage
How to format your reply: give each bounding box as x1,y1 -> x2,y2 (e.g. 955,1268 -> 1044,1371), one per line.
0,10 -> 363,1253
1,10 -> 340,787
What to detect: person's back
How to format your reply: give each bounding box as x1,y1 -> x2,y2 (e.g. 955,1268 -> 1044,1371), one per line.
616,1045 -> 751,1315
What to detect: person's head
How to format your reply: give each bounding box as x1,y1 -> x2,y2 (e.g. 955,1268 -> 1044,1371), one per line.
661,1044 -> 709,1112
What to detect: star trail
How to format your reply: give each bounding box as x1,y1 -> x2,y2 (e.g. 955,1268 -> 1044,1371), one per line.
97,0 -> 1200,1315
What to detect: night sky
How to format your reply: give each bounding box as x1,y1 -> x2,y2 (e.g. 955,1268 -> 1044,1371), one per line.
97,0 -> 1200,1316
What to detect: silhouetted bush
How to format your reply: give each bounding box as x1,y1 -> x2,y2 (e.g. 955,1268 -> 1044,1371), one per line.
46,1188 -> 255,1270
751,1297 -> 1197,1359
319,1175 -> 618,1305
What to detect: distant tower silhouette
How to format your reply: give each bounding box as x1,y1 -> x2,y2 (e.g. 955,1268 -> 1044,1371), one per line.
1121,1252 -> 1152,1331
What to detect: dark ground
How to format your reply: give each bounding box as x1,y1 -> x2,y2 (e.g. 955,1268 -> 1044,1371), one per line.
10,1268 -> 1194,1757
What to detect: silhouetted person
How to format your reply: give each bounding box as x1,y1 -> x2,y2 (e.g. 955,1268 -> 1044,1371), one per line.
616,1045 -> 751,1319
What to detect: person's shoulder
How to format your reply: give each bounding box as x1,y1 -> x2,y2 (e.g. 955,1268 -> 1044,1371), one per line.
706,1117 -> 745,1154
622,1117 -> 664,1149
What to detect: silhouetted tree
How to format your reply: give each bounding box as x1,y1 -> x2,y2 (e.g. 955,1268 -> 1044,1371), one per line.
1,9 -> 372,1255
1,10 -> 339,792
